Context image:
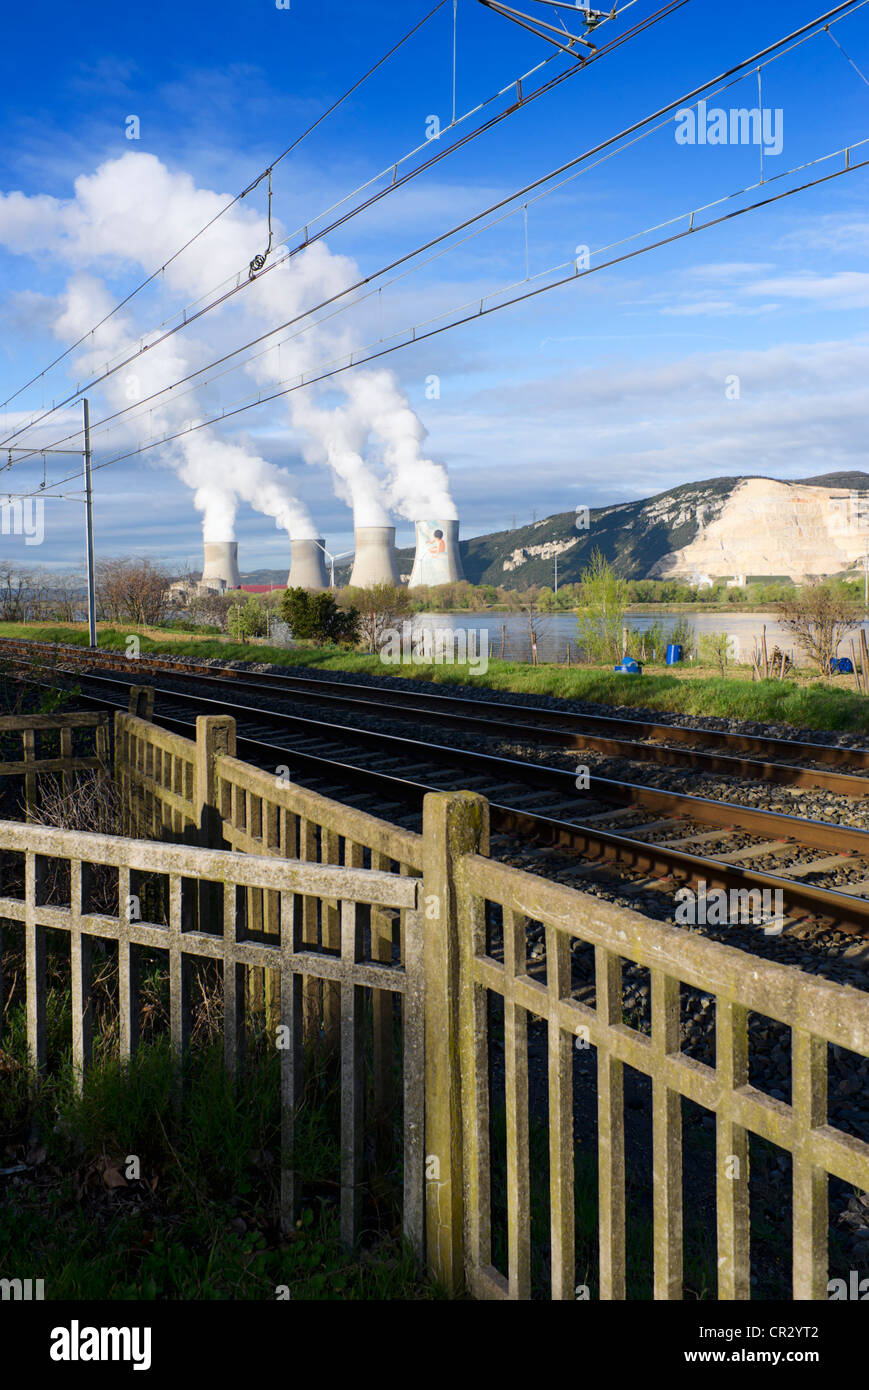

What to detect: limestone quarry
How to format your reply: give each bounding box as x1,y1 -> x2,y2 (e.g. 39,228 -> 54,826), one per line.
649,478 -> 869,584
454,472 -> 869,589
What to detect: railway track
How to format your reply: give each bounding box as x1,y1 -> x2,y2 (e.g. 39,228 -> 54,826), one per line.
3,634 -> 869,787
5,636 -> 869,942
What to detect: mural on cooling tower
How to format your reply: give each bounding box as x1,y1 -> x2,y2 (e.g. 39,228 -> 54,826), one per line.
409,521 -> 450,587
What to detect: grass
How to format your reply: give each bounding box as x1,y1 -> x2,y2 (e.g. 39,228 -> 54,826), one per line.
0,1049 -> 433,1300
0,924 -> 439,1301
4,621 -> 868,734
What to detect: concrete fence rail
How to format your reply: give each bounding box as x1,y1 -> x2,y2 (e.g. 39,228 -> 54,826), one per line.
0,710 -> 110,812
0,816 -> 425,1253
450,836 -> 869,1301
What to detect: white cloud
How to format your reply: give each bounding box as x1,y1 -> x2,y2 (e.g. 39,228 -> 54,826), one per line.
660,299 -> 774,317
739,271 -> 869,307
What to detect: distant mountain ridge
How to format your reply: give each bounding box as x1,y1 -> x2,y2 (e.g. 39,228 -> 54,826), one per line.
452,473 -> 869,588
243,472 -> 869,590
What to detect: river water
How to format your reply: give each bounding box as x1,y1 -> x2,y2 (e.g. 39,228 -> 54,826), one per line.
405,610 -> 869,667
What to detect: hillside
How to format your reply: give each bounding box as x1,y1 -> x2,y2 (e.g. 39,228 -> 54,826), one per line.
252,472 -> 869,591
453,472 -> 869,589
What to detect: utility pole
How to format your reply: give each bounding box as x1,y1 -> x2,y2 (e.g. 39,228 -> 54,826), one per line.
554,551 -> 558,594
82,398 -> 97,649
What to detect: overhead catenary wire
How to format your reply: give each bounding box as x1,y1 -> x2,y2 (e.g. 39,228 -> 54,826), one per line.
825,22 -> 869,85
530,0 -> 635,13
23,144 -> 869,501
50,130 -> 869,470
7,0 -> 862,467
0,0 -> 561,428
49,0 -> 639,416
62,133 -> 869,455
478,0 -> 599,55
0,0 -> 451,418
453,0 -> 459,125
0,0 -> 680,452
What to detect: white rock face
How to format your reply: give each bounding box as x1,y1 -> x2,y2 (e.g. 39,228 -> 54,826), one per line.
649,479 -> 869,581
502,536 -> 579,573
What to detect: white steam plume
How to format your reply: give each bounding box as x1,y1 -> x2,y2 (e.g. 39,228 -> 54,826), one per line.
0,151 -> 458,535
7,156 -> 317,544
345,370 -> 458,521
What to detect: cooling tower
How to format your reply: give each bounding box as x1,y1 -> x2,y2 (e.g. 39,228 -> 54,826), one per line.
287,538 -> 329,591
408,520 -> 465,588
201,541 -> 241,590
348,526 -> 401,587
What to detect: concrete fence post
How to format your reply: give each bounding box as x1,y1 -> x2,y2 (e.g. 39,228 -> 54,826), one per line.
194,716 -> 236,932
128,686 -> 155,721
195,715 -> 236,850
423,790 -> 489,1294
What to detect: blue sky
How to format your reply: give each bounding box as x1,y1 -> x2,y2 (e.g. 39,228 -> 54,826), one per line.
1,0 -> 868,574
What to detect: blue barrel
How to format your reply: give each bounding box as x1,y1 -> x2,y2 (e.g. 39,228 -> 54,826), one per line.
666,644 -> 683,665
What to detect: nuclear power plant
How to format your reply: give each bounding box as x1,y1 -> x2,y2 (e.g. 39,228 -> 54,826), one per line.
349,526 -> 401,587
197,518 -> 465,592
200,541 -> 241,591
287,538 -> 329,591
408,520 -> 465,588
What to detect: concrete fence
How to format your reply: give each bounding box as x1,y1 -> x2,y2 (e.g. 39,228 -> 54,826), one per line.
450,841 -> 869,1301
2,695 -> 868,1299
0,710 -> 110,814
0,817 -> 424,1254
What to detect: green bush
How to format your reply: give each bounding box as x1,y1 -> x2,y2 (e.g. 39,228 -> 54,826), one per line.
576,550 -> 628,663
280,589 -> 359,645
228,596 -> 268,640
697,630 -> 732,674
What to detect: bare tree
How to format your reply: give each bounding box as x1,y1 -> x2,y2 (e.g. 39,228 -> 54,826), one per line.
188,589 -> 235,631
777,586 -> 860,677
0,561 -> 35,622
342,583 -> 413,653
520,591 -> 550,666
41,571 -> 84,622
95,557 -> 174,627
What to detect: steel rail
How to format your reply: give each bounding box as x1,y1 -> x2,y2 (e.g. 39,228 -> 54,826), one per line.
3,636 -> 868,784
56,679 -> 869,935
30,663 -> 869,854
